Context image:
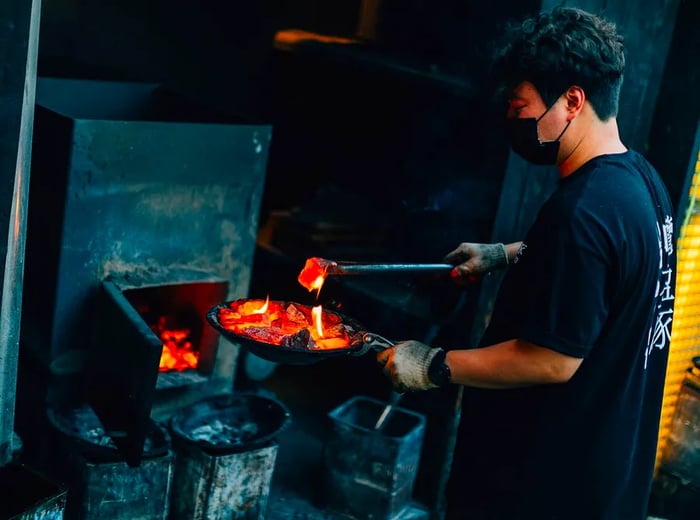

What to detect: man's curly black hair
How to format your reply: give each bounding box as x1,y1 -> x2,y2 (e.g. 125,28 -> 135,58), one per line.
492,6 -> 625,120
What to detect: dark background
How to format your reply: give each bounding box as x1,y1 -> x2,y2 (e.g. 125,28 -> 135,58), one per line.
34,0 -> 698,283
6,0 -> 699,517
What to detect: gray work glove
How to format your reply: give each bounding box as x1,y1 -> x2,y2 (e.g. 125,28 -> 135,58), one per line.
444,242 -> 508,283
376,340 -> 444,392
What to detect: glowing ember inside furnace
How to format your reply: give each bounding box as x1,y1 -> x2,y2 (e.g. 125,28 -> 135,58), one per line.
150,316 -> 199,371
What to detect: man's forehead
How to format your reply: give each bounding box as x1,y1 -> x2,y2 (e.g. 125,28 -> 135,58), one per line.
510,81 -> 541,100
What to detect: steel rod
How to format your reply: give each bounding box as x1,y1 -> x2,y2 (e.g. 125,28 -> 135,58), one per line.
374,391 -> 403,431
0,0 -> 41,466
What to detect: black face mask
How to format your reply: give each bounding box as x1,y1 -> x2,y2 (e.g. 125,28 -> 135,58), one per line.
505,102 -> 571,165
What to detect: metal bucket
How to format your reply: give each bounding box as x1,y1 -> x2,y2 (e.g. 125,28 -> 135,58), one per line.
323,395 -> 426,519
168,393 -> 291,519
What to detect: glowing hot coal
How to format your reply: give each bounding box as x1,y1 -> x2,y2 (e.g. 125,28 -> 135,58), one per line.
297,257 -> 334,294
217,298 -> 355,350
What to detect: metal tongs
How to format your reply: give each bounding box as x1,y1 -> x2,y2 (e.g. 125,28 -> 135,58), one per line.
321,259 -> 454,276
349,331 -> 395,356
298,257 -> 454,294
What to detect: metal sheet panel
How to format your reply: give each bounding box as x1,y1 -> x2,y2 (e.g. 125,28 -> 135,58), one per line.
23,78 -> 271,368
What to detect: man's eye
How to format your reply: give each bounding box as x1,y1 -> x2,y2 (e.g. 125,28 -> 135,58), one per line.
509,104 -> 525,115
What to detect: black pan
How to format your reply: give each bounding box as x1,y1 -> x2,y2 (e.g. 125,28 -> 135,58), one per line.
207,299 -> 392,365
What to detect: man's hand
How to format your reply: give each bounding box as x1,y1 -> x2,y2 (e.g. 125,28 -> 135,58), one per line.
376,340 -> 444,392
444,242 -> 509,283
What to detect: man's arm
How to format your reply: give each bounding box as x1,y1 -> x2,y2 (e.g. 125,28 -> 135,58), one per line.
446,339 -> 583,389
376,337 -> 583,391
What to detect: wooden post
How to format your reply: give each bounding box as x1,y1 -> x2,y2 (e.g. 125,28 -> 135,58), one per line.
0,0 -> 41,466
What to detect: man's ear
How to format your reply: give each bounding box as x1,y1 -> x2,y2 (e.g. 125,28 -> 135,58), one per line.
564,86 -> 586,116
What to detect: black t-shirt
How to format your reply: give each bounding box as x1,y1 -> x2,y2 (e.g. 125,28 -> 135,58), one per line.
447,151 -> 676,519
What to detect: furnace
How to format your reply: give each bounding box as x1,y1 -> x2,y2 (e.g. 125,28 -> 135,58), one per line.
85,268 -> 230,466
16,76 -> 274,518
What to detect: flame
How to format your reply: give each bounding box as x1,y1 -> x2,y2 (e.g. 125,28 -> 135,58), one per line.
310,276 -> 325,293
312,305 -> 324,338
252,295 -> 270,314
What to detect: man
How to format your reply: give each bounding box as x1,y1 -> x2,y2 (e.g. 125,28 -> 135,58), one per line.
376,7 -> 676,519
